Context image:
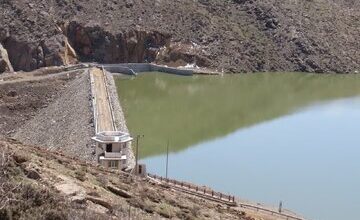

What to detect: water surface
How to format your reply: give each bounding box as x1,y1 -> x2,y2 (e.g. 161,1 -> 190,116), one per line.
116,72 -> 360,220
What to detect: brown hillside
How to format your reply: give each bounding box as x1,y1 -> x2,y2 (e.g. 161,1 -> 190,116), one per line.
0,0 -> 359,73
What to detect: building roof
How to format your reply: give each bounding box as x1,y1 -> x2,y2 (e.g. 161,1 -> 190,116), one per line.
92,131 -> 133,143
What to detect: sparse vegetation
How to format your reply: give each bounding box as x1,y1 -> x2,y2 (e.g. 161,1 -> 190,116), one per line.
0,139 -> 254,220
74,167 -> 87,182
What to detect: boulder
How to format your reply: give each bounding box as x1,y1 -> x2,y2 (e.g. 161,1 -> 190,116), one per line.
107,185 -> 132,198
86,196 -> 112,211
0,43 -> 14,73
26,169 -> 42,180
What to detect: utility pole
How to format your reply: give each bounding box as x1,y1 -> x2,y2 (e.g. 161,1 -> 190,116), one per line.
166,140 -> 169,178
135,134 -> 144,175
279,200 -> 283,213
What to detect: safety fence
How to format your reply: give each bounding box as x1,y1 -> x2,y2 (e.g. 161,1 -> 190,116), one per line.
148,173 -> 305,220
148,173 -> 236,205
237,203 -> 305,220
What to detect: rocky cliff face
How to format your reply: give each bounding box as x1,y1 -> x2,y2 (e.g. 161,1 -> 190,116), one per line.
0,0 -> 359,73
65,21 -> 170,64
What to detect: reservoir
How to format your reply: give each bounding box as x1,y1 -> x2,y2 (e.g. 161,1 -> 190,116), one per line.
116,72 -> 360,220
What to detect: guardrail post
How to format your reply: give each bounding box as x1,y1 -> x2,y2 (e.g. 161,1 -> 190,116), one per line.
220,193 -> 222,199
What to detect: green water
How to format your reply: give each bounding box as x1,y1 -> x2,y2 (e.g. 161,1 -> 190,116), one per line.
116,72 -> 360,158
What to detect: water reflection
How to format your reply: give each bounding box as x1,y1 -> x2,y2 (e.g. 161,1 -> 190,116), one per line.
116,73 -> 360,220
141,97 -> 360,220
116,72 -> 360,158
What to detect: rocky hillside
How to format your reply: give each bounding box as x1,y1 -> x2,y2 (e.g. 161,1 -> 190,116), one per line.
0,138 -> 255,220
0,0 -> 359,73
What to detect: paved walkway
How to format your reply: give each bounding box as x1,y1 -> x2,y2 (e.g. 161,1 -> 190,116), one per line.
90,67 -> 114,132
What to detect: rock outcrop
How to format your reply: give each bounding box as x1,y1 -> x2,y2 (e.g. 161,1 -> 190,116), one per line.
0,43 -> 13,73
2,34 -> 77,72
66,21 -> 171,64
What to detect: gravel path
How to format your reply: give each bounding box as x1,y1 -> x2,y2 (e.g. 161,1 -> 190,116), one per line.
14,71 -> 95,161
90,68 -> 114,132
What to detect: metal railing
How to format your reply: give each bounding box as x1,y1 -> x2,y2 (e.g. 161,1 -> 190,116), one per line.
237,203 -> 305,220
101,66 -> 117,131
148,173 -> 236,205
148,173 -> 305,220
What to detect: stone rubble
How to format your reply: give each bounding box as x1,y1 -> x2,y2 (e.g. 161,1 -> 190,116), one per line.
13,71 -> 96,161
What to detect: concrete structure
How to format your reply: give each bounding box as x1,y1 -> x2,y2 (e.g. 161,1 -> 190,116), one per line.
92,131 -> 133,170
101,63 -> 194,76
90,67 -> 134,170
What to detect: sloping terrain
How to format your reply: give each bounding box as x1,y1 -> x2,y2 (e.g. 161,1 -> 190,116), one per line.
0,0 -> 359,73
0,68 -> 95,161
0,138 -> 255,220
0,69 -> 79,136
13,71 -> 95,161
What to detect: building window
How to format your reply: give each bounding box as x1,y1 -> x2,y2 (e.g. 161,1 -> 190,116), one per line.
109,160 -> 118,169
106,144 -> 112,152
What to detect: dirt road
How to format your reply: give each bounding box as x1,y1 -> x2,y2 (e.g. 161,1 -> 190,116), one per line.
90,68 -> 114,132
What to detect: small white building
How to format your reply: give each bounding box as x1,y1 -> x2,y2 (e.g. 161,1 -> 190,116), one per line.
92,131 -> 133,170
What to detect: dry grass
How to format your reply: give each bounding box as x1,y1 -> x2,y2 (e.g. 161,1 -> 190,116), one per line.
0,139 -> 254,220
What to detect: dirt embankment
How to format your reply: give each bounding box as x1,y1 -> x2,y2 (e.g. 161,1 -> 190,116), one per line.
0,138 -> 255,220
13,71 -> 95,161
0,69 -> 95,161
0,0 -> 359,74
0,70 -> 78,137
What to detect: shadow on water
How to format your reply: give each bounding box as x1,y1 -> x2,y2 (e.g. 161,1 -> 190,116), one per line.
115,72 -> 360,159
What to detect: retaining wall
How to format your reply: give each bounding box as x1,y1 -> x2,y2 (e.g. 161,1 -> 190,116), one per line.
101,63 -> 194,76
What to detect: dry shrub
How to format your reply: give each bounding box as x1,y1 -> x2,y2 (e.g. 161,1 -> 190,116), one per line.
96,174 -> 108,187
74,167 -> 87,182
156,203 -> 176,218
127,198 -> 155,214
